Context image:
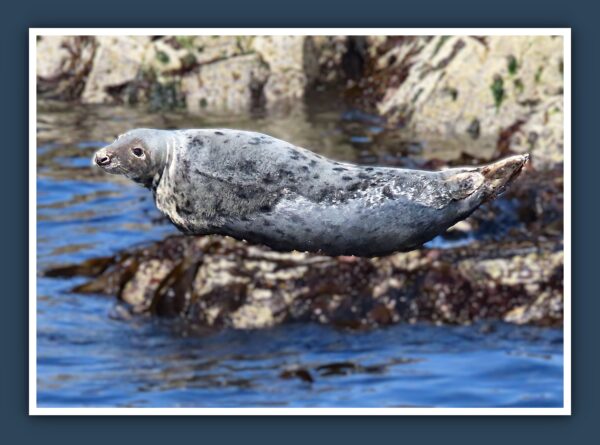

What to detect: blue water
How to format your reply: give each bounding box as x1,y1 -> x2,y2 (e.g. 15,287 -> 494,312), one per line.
36,103 -> 564,408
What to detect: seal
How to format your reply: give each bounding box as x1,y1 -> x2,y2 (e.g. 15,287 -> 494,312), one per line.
93,128 -> 528,257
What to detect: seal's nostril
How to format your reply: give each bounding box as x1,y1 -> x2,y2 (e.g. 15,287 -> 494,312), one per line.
96,154 -> 111,166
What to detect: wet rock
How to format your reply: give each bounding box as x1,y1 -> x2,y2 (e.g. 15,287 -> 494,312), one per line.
230,304 -> 278,330
505,289 -> 563,327
46,198 -> 563,330
43,255 -> 114,278
121,259 -> 174,308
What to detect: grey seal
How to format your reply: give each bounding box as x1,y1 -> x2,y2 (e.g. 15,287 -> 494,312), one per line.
93,128 -> 528,257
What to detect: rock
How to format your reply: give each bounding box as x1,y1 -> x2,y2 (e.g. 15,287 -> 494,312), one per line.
504,290 -> 563,326
181,54 -> 269,113
81,36 -> 151,103
143,39 -> 192,74
48,234 -> 562,330
36,36 -> 97,100
230,304 -> 278,330
143,36 -> 253,75
458,251 -> 563,288
121,259 -> 174,308
252,36 -> 320,108
312,36 -> 350,83
143,36 -> 321,113
192,36 -> 253,65
373,36 -> 564,169
508,95 -> 564,170
36,33 -> 566,143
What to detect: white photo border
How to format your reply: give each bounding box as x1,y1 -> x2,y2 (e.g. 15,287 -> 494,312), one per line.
29,27 -> 572,416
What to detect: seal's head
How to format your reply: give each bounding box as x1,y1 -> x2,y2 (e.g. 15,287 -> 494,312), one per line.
93,129 -> 170,187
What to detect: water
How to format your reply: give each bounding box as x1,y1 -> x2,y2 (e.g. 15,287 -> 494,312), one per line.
36,100 -> 564,408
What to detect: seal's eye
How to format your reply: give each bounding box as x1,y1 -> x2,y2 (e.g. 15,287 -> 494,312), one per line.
131,147 -> 144,158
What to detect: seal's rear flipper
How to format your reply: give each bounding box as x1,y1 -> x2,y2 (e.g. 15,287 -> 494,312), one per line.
442,154 -> 528,205
478,154 -> 529,200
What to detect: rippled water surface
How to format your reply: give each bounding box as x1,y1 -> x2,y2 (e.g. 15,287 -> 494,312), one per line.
36,100 -> 563,408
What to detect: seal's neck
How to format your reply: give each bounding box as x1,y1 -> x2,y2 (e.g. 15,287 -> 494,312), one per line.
133,159 -> 166,190
146,132 -> 178,191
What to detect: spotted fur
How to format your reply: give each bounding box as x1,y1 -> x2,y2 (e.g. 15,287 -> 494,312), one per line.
94,128 -> 528,257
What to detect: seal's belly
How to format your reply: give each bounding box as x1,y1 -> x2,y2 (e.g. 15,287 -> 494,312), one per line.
225,194 -> 470,257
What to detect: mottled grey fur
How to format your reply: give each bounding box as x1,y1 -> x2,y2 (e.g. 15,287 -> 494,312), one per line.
94,128 -> 528,257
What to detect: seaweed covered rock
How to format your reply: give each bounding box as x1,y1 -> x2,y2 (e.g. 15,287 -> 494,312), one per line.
46,235 -> 563,330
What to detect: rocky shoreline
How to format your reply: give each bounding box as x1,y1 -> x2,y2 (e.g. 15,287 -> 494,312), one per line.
47,235 -> 563,330
38,34 -> 565,330
37,35 -> 564,170
44,169 -> 564,330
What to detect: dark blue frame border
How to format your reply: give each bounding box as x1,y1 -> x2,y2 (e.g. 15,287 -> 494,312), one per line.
2,0 -> 596,443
